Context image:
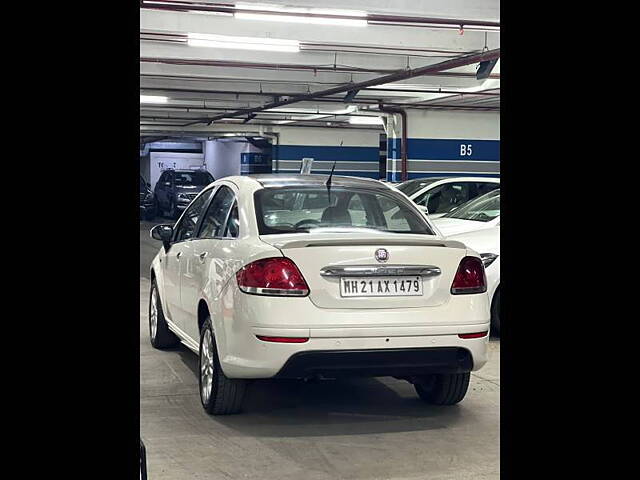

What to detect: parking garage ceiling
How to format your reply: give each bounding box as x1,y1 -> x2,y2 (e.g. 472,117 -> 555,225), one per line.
140,0 -> 500,138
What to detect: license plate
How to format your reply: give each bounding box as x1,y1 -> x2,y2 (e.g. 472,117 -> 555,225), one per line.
340,276 -> 423,297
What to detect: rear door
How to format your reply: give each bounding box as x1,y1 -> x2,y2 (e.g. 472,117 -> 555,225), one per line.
154,172 -> 167,209
181,184 -> 236,341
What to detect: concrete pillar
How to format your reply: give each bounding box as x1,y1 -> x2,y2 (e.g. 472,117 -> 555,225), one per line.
385,115 -> 403,182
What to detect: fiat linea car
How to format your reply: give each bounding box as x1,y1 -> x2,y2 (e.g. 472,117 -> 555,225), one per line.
149,174 -> 490,415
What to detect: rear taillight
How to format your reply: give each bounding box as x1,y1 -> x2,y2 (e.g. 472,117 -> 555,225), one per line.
451,256 -> 487,295
256,336 -> 309,343
236,257 -> 310,296
459,331 -> 488,339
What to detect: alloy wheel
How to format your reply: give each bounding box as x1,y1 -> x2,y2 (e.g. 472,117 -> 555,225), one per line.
200,329 -> 215,405
149,287 -> 158,341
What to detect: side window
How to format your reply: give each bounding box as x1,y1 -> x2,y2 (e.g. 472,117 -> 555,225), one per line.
173,190 -> 213,242
223,202 -> 239,238
476,182 -> 499,196
418,183 -> 474,214
198,186 -> 236,239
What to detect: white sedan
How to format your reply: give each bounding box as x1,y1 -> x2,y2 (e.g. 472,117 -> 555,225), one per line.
448,226 -> 500,334
149,174 -> 491,415
395,176 -> 499,218
432,189 -> 500,237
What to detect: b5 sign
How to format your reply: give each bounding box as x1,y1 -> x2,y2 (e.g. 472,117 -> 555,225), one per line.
460,144 -> 473,156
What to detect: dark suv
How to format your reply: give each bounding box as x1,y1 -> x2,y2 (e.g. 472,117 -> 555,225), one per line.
154,169 -> 214,219
140,175 -> 156,221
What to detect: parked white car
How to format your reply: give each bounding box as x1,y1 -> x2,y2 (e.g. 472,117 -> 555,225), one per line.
432,189 -> 500,237
395,176 -> 499,218
149,174 -> 491,414
448,226 -> 500,334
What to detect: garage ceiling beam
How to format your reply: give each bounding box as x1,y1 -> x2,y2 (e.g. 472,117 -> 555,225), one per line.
140,1 -> 500,29
140,56 -> 499,79
181,48 -> 499,126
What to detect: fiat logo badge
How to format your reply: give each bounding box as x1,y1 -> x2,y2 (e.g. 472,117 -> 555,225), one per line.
375,248 -> 389,263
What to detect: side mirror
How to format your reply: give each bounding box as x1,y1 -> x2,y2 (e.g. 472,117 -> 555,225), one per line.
150,224 -> 173,250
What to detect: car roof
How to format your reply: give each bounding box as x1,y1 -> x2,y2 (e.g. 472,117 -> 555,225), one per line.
400,177 -> 447,183
249,173 -> 389,191
406,176 -> 499,183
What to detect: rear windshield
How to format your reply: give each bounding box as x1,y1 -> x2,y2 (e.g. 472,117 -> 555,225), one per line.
443,190 -> 500,222
254,187 -> 434,235
174,171 -> 213,186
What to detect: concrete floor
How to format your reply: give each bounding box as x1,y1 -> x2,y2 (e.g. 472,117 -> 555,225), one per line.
140,219 -> 500,480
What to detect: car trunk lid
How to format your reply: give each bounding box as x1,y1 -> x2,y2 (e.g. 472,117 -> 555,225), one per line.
260,230 -> 467,310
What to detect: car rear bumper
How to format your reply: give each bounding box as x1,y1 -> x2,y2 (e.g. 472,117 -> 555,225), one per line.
215,286 -> 490,379
219,325 -> 489,379
275,347 -> 473,378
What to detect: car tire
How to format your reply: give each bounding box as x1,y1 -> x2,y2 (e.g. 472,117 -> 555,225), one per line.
149,280 -> 179,349
414,372 -> 470,405
198,317 -> 247,415
491,288 -> 500,336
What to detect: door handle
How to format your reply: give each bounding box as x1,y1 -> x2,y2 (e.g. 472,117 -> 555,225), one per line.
197,252 -> 208,262
176,251 -> 182,260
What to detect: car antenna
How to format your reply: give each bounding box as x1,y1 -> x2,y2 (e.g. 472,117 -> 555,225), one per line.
326,161 -> 336,201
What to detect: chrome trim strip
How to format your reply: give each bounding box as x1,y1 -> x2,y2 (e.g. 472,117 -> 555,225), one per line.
319,265 -> 441,277
239,286 -> 310,296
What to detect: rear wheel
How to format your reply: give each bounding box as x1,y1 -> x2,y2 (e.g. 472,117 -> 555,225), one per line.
491,288 -> 500,336
414,372 -> 470,405
199,317 -> 247,415
149,280 -> 179,349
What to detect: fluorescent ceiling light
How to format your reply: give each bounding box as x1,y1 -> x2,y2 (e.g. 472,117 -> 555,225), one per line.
332,105 -> 358,115
140,95 -> 168,104
187,33 -> 299,52
142,1 -> 233,15
235,3 -> 367,27
349,116 -> 383,125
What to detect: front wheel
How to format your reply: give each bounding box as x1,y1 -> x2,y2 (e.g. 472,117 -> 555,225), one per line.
149,280 -> 179,349
414,372 -> 470,405
199,317 -> 247,415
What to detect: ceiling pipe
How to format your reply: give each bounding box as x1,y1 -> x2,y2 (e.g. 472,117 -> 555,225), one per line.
181,48 -> 499,127
140,85 -> 500,97
378,104 -> 408,182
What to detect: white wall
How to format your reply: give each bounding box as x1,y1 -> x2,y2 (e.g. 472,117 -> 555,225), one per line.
276,126 -> 380,147
405,110 -> 500,140
275,126 -> 382,178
